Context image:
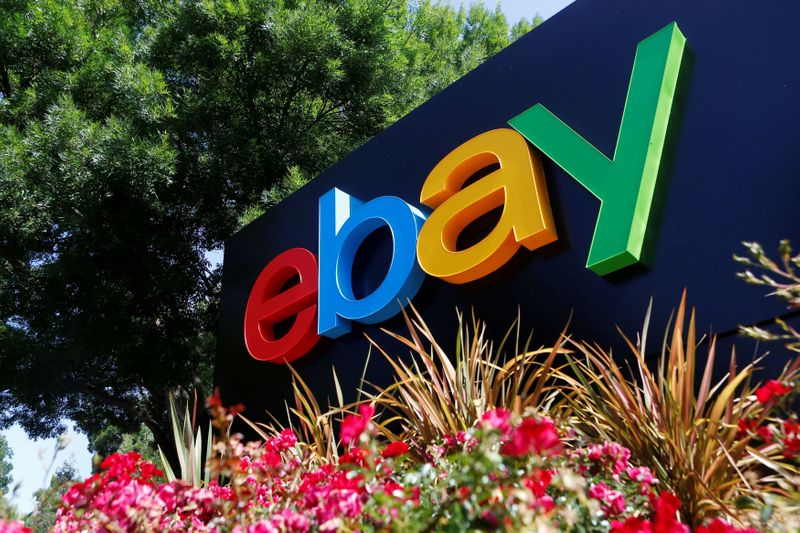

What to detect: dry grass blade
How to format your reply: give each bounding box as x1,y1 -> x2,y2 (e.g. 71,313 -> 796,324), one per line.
237,364 -> 338,464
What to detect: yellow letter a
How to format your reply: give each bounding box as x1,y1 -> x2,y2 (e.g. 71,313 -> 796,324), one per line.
416,128 -> 557,284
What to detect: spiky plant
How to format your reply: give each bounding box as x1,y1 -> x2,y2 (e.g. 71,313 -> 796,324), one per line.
158,391 -> 213,487
558,292 -> 797,526
365,304 -> 569,451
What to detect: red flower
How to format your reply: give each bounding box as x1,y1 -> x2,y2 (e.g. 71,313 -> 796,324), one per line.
650,491 -> 689,533
695,518 -> 759,533
756,425 -> 773,443
735,418 -> 757,438
380,441 -> 409,458
340,404 -> 375,445
500,417 -> 562,457
139,462 -> 164,481
524,468 -> 553,498
340,447 -> 369,467
207,388 -> 222,408
611,517 -> 652,533
755,380 -> 792,403
782,435 -> 800,458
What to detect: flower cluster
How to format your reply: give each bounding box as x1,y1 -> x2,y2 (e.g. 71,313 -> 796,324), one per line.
755,380 -> 793,404
48,404 -> 769,532
737,378 -> 800,462
0,520 -> 30,533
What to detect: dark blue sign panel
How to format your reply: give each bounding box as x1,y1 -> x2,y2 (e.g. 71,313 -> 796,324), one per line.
215,0 -> 800,418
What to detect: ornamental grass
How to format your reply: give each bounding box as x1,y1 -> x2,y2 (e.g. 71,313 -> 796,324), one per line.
365,303 -> 570,452
557,291 -> 800,527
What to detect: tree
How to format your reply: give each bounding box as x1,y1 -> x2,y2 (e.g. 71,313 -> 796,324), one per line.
25,462 -> 79,533
0,0 -> 538,454
0,435 -> 16,521
0,435 -> 12,494
90,423 -> 160,472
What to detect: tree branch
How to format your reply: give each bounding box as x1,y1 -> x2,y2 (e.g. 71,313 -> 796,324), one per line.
0,65 -> 11,98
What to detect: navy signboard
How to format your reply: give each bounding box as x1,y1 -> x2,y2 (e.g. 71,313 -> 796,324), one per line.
215,0 -> 800,419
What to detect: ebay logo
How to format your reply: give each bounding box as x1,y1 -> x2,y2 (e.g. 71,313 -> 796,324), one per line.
243,23 -> 686,363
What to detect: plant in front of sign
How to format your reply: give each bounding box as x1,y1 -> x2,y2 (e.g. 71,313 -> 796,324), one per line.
366,304 -> 569,454
734,239 -> 800,528
559,292 -> 799,528
735,240 -> 800,352
358,409 -> 694,532
157,392 -> 214,487
50,395 -> 706,532
239,364 -> 343,465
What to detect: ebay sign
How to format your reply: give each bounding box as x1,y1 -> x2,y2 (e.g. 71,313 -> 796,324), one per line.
243,23 -> 686,364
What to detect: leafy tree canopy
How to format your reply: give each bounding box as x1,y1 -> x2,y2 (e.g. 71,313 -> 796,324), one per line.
0,435 -> 12,494
0,0 -> 539,452
25,462 -> 79,533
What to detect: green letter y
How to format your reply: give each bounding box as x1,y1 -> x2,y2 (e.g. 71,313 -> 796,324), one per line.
509,23 -> 686,275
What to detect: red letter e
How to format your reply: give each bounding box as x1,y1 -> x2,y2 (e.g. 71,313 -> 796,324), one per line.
244,248 -> 320,363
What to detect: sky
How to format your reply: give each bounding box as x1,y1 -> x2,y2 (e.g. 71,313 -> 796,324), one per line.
1,0 -> 576,517
2,424 -> 92,514
445,0 -> 575,22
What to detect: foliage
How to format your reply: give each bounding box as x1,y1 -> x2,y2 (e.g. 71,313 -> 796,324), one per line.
0,436 -> 12,494
558,292 -> 800,527
89,424 -> 160,472
0,491 -> 18,522
735,240 -> 800,352
0,0 -> 537,452
367,305 -> 568,452
24,463 -> 79,533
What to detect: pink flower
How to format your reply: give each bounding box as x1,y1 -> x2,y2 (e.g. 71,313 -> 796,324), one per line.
248,521 -> 279,533
340,404 -> 375,445
627,466 -> 657,484
534,494 -> 555,513
481,408 -> 511,433
278,428 -> 298,450
587,482 -> 626,515
755,380 -> 792,403
627,466 -> 659,493
269,509 -> 311,532
586,442 -> 632,476
588,482 -> 609,500
0,520 -> 32,533
380,441 -> 409,458
500,417 -> 562,457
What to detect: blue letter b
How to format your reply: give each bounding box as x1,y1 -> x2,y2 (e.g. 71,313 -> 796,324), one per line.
318,188 -> 426,338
